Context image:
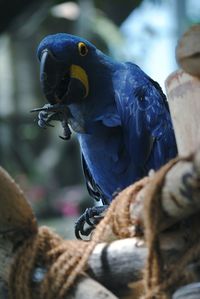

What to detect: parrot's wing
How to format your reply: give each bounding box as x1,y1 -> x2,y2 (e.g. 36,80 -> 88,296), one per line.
117,63 -> 177,173
147,76 -> 169,112
81,154 -> 108,205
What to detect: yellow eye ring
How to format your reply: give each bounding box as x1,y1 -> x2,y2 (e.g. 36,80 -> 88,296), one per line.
78,42 -> 88,56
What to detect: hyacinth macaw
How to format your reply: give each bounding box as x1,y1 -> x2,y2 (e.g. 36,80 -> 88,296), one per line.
33,33 -> 177,238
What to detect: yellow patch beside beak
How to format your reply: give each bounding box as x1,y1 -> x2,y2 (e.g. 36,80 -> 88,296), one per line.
70,64 -> 89,98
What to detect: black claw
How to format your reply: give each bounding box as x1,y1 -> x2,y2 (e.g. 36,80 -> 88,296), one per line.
38,111 -> 48,119
46,123 -> 54,127
85,209 -> 94,227
59,121 -> 72,140
74,205 -> 108,239
59,135 -> 70,140
75,215 -> 94,239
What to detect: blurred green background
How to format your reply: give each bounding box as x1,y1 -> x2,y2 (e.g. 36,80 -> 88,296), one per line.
0,0 -> 199,238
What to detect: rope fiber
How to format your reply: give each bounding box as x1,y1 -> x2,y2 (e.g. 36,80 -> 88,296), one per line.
8,155 -> 200,299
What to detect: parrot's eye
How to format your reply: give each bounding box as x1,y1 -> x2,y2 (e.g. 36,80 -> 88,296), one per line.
78,42 -> 88,56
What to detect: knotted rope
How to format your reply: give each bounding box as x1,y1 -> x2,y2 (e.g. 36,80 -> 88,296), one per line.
9,172 -> 150,299
8,155 -> 200,299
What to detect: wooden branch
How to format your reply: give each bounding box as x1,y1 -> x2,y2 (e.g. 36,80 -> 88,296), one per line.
32,238 -> 147,296
33,274 -> 119,299
0,166 -> 38,290
67,277 -> 118,299
131,152 -> 200,233
165,70 -> 200,156
0,166 -> 37,235
172,282 -> 200,299
176,24 -> 200,77
0,167 -> 147,298
1,235 -> 147,298
88,238 -> 146,287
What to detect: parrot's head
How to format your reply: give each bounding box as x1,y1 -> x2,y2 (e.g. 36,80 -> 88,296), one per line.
37,33 -> 108,105
36,33 -> 120,135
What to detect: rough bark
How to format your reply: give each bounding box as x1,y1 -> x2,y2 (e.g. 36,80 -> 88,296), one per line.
176,24 -> 200,77
131,151 -> 200,233
0,167 -> 37,235
67,277 -> 118,299
88,238 -> 146,288
166,70 -> 200,156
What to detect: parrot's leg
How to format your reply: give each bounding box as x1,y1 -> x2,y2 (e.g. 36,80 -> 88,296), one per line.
75,205 -> 108,239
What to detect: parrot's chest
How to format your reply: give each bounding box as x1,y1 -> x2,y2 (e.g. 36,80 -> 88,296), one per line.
77,127 -> 131,199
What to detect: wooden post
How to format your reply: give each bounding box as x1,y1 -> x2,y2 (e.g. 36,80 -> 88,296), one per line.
165,70 -> 200,156
176,24 -> 200,77
166,24 -> 200,156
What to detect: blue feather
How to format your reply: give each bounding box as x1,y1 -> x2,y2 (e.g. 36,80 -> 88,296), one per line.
37,33 -> 177,203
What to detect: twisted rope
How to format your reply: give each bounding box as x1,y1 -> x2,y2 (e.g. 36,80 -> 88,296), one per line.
141,155 -> 200,299
8,156 -> 199,299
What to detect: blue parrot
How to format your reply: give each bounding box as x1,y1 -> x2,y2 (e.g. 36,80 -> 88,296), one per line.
32,33 -> 177,238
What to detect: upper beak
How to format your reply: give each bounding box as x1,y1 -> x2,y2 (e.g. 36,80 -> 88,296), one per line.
40,49 -> 69,104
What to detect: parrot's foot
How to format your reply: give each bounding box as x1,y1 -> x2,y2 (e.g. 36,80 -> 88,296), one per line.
75,205 -> 108,239
31,104 -> 72,140
38,110 -> 58,128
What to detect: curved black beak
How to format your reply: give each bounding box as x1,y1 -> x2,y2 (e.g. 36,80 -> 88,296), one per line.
40,49 -> 69,104
39,49 -> 89,105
